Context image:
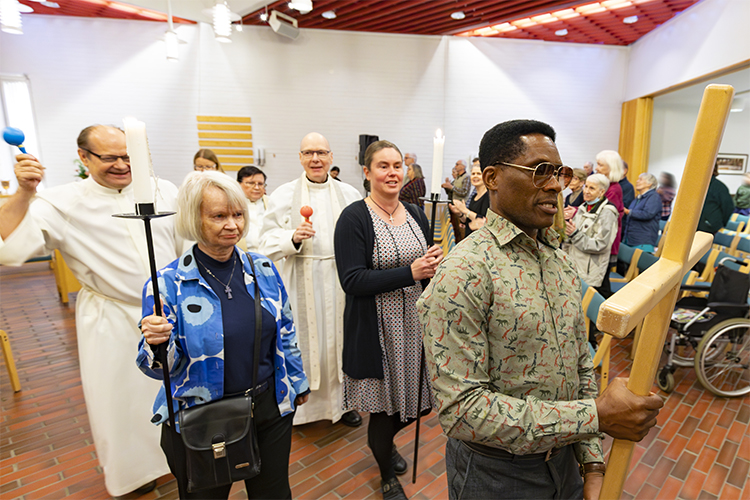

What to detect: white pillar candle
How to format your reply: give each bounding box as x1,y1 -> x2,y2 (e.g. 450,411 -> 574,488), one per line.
123,117 -> 154,204
431,129 -> 445,196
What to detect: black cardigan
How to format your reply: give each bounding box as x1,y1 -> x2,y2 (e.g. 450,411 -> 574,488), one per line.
334,200 -> 432,379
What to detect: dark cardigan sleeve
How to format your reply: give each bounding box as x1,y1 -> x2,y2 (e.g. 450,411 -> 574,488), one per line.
334,201 -> 417,297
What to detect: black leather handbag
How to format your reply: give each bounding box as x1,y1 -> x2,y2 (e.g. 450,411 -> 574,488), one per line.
177,256 -> 264,492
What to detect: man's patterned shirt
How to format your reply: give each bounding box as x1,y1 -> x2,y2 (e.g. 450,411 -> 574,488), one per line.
417,210 -> 603,464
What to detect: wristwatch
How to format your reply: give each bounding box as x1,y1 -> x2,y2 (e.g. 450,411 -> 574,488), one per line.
580,462 -> 606,477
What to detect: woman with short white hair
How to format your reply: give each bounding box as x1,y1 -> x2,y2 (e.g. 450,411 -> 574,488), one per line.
137,171 -> 309,499
564,174 -> 620,294
623,172 -> 662,252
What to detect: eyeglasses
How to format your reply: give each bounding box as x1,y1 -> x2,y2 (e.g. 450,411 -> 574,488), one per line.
82,148 -> 130,164
194,164 -> 218,171
496,161 -> 573,188
242,181 -> 266,188
300,150 -> 331,159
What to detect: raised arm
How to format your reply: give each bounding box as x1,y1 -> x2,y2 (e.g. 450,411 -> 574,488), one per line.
0,154 -> 44,240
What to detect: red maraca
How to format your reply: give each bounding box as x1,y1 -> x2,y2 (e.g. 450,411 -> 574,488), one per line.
300,206 -> 313,223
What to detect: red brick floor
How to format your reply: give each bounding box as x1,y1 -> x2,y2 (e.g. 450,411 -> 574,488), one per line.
1,262 -> 749,499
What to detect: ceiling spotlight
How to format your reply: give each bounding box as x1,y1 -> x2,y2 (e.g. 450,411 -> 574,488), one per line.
260,12 -> 268,21
623,15 -> 638,24
0,0 -> 23,35
235,22 -> 243,31
451,11 -> 465,20
289,0 -> 312,14
555,29 -> 568,36
213,1 -> 232,42
322,10 -> 336,19
40,1 -> 60,6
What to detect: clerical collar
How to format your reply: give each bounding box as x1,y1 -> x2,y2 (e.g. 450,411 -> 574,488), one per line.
306,175 -> 328,184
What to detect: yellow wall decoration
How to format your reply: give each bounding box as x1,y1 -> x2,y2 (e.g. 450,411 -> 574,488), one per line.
197,116 -> 253,172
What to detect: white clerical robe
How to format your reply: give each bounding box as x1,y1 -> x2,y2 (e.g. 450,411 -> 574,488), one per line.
0,177 -> 183,496
260,175 -> 361,425
244,195 -> 268,253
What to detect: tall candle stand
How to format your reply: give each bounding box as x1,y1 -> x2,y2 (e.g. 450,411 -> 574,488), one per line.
411,192 -> 449,483
113,202 -> 177,426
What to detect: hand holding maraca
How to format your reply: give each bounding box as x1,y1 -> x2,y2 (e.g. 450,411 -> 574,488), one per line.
292,206 -> 315,244
2,127 -> 44,195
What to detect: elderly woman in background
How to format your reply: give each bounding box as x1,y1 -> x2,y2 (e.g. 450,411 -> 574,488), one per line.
399,162 -> 426,207
593,150 -> 625,297
565,168 -> 587,208
137,172 -> 309,499
564,174 -> 620,297
657,172 -> 676,221
193,148 -> 224,172
335,141 -> 442,500
449,161 -> 489,237
623,173 -> 662,253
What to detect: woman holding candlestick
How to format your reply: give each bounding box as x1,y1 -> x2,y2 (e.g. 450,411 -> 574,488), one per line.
334,141 -> 443,500
138,172 -> 309,499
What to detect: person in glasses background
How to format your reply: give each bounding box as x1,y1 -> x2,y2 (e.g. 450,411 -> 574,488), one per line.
237,166 -> 268,253
0,125 -> 186,496
260,132 -> 363,428
418,119 -> 663,500
193,148 -> 224,172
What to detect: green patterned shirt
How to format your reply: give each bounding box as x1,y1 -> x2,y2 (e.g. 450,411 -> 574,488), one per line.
417,210 -> 603,464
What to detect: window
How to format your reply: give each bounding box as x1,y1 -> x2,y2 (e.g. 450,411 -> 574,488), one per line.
0,74 -> 42,193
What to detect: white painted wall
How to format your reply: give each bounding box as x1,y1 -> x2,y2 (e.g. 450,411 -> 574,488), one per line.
0,15 -> 628,195
625,0 -> 750,101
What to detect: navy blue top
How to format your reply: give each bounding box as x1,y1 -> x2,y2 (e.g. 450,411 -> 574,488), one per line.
623,189 -> 662,247
194,246 -> 276,395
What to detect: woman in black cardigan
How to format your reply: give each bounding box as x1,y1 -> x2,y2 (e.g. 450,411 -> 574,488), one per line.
334,141 -> 443,500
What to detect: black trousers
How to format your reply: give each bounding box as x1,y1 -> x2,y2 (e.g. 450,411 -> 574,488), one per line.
160,381 -> 294,499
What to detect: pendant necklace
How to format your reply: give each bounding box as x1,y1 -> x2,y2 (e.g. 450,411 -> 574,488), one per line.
197,253 -> 237,299
369,197 -> 399,223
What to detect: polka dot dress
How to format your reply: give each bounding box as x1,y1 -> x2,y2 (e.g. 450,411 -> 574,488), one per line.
342,205 -> 434,421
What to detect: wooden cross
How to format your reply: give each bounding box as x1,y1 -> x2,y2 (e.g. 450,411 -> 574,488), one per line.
596,84 -> 735,500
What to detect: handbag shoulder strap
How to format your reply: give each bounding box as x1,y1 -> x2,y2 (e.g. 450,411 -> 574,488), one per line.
248,254 -> 262,398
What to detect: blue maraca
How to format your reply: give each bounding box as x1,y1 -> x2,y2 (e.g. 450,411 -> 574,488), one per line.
3,127 -> 27,154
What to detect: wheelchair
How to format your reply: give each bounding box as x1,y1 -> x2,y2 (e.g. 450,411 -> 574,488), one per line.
657,259 -> 750,397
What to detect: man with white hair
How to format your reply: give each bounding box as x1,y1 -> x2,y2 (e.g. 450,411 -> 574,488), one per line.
260,132 -> 363,427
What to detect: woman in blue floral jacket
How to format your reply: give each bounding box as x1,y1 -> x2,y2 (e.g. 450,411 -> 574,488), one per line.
138,172 -> 309,499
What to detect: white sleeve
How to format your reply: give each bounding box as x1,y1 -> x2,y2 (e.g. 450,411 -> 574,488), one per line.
259,184 -> 301,261
0,199 -> 62,266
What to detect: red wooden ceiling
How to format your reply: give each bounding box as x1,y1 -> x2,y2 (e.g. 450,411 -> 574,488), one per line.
17,0 -> 194,23
243,0 -> 702,45
16,0 -> 702,45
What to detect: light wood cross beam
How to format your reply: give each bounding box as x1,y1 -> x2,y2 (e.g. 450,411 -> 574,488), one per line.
596,84 -> 735,500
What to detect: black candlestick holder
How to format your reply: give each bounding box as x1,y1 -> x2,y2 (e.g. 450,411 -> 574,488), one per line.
113,203 -> 177,426
412,192 -> 448,483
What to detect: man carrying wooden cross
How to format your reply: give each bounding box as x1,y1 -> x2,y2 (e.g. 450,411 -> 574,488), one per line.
418,119 -> 664,500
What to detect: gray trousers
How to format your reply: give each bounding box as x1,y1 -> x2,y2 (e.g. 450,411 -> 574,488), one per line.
446,438 -> 584,500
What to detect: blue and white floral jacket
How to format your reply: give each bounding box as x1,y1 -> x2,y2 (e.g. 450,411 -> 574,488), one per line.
136,245 -> 309,427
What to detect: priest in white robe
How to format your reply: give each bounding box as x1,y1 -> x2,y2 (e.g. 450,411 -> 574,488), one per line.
0,125 -> 182,496
260,132 -> 362,426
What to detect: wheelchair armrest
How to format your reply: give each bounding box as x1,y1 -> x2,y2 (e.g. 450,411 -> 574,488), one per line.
706,302 -> 749,310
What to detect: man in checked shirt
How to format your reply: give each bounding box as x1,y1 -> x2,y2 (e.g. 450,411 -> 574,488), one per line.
418,119 -> 663,500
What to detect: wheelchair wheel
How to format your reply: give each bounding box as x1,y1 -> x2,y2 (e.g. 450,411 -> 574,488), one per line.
695,318 -> 750,397
657,368 -> 675,393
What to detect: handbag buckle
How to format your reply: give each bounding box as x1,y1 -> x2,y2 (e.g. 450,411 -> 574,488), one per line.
212,442 -> 226,459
